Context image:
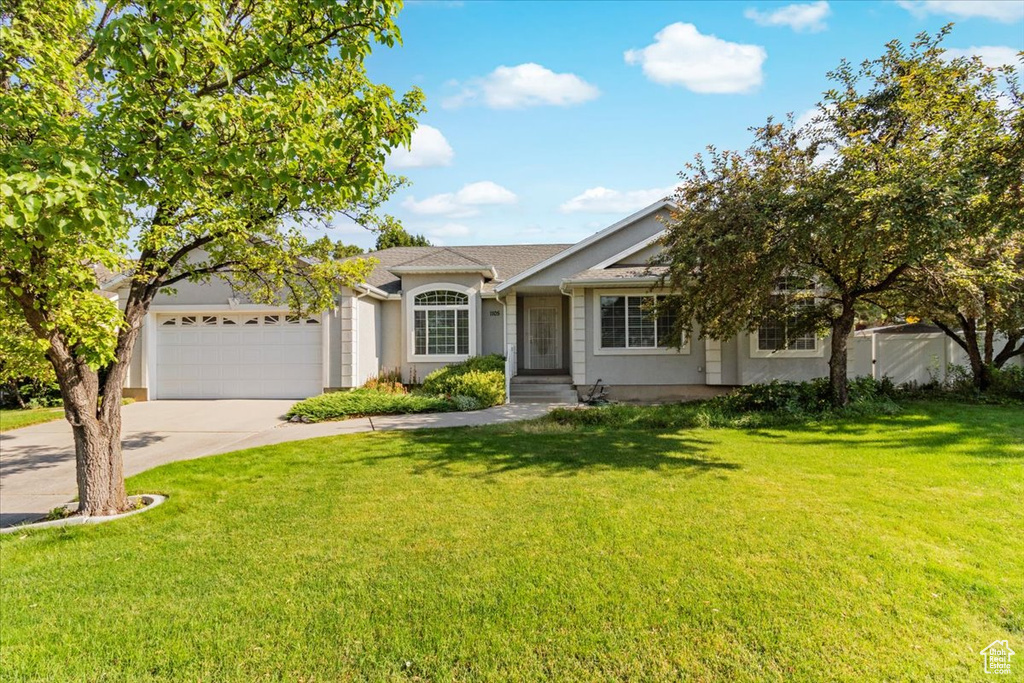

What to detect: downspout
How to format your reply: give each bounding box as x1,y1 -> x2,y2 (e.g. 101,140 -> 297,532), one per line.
496,290 -> 512,403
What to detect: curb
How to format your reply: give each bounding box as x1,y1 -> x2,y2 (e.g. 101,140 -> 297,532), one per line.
0,494 -> 167,534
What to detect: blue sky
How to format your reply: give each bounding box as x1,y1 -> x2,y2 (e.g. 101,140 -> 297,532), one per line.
332,0 -> 1024,249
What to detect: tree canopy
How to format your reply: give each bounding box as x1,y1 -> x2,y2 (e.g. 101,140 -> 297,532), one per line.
660,28 -> 1021,405
0,0 -> 422,513
374,223 -> 432,250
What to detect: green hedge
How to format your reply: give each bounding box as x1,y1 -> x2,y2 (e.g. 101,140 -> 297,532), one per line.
550,377 -> 902,430
287,389 -> 454,422
421,354 -> 505,408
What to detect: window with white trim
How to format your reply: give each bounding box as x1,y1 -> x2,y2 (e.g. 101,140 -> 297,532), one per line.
757,278 -> 817,352
599,295 -> 678,349
413,290 -> 470,356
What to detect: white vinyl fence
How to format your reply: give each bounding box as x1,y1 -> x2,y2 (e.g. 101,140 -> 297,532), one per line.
847,331 -> 1023,386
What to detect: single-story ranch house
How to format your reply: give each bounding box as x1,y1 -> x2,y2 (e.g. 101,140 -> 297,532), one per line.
104,200 -> 1010,403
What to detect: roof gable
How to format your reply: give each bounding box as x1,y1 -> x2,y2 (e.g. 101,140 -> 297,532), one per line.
495,199 -> 674,292
351,243 -> 571,295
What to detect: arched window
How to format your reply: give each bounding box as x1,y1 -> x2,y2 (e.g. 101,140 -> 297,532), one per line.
413,289 -> 470,356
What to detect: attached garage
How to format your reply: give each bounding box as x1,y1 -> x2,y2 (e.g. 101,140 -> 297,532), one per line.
154,312 -> 323,399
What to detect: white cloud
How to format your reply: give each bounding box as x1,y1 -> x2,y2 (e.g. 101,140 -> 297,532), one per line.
402,181 -> 517,218
944,46 -> 1021,68
896,1 -> 1024,22
624,23 -> 767,94
388,125 -> 454,169
423,223 -> 472,243
442,63 -> 600,109
744,2 -> 830,32
559,186 -> 675,214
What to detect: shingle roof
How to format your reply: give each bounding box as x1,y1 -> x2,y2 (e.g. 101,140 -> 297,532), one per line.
564,266 -> 668,284
351,244 -> 573,294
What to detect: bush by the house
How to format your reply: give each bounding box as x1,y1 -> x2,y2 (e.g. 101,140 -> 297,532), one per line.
361,368 -> 407,395
716,376 -> 898,416
550,377 -> 901,430
287,389 -> 455,422
421,355 -> 505,408
902,363 -> 1024,403
288,356 -> 507,422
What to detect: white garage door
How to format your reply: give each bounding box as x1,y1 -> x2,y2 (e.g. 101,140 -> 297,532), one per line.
155,313 -> 323,399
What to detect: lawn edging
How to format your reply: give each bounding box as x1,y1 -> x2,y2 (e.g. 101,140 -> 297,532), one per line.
0,494 -> 167,534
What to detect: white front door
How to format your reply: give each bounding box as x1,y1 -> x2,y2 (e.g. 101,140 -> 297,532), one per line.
154,313 -> 323,399
525,298 -> 561,370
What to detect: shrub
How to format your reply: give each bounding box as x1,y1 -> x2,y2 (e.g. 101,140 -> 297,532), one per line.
362,368 -> 407,395
717,377 -> 898,416
287,389 -> 454,422
897,363 -> 1024,404
549,377 -> 901,431
450,395 -> 483,411
422,355 -> 505,407
446,370 -> 505,407
991,365 -> 1024,399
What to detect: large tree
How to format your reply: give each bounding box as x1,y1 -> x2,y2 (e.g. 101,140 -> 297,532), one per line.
901,229 -> 1024,390
893,63 -> 1024,390
0,0 -> 421,514
660,29 -> 1017,406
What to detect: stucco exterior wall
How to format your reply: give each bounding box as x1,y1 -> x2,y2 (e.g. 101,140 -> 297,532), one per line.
150,276 -> 239,306
356,296 -> 381,386
380,300 -> 402,372
735,331 -> 831,384
398,272 -> 485,383
481,298 -> 505,356
720,336 -> 740,386
582,289 -> 706,386
614,242 -> 664,266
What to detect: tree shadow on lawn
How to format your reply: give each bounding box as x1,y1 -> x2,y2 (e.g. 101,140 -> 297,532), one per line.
764,406 -> 1024,460
364,428 -> 740,479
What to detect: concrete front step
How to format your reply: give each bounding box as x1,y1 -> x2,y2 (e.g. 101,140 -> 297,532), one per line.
509,384 -> 578,405
510,374 -> 573,385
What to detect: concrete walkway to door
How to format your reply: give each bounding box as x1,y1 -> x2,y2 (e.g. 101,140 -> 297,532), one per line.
0,400 -> 551,528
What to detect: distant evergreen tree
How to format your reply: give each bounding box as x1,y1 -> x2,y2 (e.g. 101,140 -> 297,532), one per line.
375,224 -> 432,250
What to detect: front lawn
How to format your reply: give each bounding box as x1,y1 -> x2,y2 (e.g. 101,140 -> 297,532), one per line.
1,402 -> 1021,680
0,407 -> 64,432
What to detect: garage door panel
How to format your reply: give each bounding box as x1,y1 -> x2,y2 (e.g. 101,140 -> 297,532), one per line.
156,313 -> 322,399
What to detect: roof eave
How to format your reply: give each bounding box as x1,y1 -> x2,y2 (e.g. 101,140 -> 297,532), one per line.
560,276 -> 663,287
387,265 -> 498,279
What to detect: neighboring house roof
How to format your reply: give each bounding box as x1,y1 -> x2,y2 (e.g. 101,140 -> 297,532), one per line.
351,244 -> 573,295
562,266 -> 668,287
494,199 -> 676,293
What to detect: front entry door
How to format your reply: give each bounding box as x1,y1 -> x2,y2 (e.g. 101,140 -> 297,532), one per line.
526,300 -> 561,371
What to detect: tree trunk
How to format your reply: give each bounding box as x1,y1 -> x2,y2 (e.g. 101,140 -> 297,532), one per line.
993,331 -> 1024,370
42,309 -> 144,516
70,410 -> 128,516
958,319 -> 991,391
828,303 -> 857,408
9,381 -> 26,409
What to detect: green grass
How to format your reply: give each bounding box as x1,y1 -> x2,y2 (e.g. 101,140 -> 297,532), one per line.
1,401 -> 1021,681
0,407 -> 64,432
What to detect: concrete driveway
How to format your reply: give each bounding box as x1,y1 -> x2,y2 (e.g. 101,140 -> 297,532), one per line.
0,400 -> 549,528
